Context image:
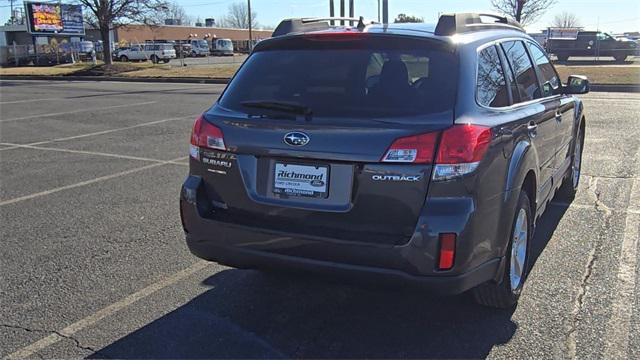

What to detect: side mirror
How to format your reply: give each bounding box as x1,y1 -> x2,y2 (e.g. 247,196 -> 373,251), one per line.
564,75 -> 590,94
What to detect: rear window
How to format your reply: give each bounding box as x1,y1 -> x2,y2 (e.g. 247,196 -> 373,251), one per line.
218,35 -> 457,118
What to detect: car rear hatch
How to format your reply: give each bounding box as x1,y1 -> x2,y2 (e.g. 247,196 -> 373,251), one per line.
189,32 -> 458,246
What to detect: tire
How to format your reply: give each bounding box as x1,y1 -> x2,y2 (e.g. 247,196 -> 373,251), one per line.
191,51 -> 197,58
556,53 -> 569,62
162,59 -> 170,64
120,55 -> 128,62
614,54 -> 628,63
150,55 -> 159,64
557,122 -> 585,200
472,191 -> 533,308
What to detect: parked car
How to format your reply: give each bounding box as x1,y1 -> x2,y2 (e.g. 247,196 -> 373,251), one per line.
174,43 -> 192,58
547,30 -> 639,62
117,43 -> 176,63
180,13 -> 589,308
211,38 -> 234,56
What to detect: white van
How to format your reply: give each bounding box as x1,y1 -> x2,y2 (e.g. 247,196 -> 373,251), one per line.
117,43 -> 176,63
211,38 -> 234,56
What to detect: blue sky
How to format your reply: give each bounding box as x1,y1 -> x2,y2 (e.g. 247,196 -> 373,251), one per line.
2,0 -> 639,33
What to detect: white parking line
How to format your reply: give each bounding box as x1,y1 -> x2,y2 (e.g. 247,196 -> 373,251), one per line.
3,260 -> 211,360
0,156 -> 187,207
603,176 -> 640,359
0,97 -> 66,105
0,115 -> 195,152
0,101 -> 156,123
0,142 -> 189,166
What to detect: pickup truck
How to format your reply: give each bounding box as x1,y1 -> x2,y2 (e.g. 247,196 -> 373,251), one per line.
547,30 -> 638,62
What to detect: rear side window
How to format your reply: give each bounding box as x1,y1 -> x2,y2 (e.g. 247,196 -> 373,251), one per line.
218,36 -> 457,118
476,45 -> 509,107
501,40 -> 541,102
528,43 -> 560,97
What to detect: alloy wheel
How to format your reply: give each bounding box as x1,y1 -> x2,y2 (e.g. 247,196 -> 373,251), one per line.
510,208 -> 528,291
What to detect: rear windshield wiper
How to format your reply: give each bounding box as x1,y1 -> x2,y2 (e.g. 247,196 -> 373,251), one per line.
240,100 -> 313,121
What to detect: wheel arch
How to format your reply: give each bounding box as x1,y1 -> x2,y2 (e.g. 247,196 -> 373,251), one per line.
494,138 -> 539,278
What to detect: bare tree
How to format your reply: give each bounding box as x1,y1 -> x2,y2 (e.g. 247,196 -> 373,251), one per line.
219,2 -> 257,29
80,0 -> 167,64
151,1 -> 193,26
491,0 -> 556,25
551,11 -> 580,28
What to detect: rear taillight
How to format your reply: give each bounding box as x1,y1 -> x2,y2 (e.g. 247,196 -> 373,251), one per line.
433,124 -> 491,181
381,132 -> 439,164
381,124 -> 491,180
190,114 -> 225,160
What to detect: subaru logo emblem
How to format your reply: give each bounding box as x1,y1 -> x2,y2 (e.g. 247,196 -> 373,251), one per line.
283,132 -> 310,146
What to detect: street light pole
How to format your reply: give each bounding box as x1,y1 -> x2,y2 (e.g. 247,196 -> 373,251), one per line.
382,0 -> 388,24
247,0 -> 253,52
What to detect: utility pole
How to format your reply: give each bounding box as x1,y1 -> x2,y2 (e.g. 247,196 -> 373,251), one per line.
378,0 -> 381,22
340,0 -> 344,25
9,0 -> 15,24
349,0 -> 354,18
247,0 -> 253,52
382,0 -> 388,24
329,0 -> 334,25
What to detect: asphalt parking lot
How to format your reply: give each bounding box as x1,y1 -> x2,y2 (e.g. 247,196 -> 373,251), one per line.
0,80 -> 638,359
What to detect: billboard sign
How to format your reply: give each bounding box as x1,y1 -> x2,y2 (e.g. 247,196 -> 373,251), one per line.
25,2 -> 85,36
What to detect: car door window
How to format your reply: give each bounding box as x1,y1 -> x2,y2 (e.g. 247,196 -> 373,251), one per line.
476,45 -> 510,107
501,40 -> 541,102
528,43 -> 560,97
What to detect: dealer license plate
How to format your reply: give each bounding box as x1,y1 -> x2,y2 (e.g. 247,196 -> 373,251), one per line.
273,163 -> 329,198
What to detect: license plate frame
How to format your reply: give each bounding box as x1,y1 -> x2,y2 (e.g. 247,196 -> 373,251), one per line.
273,162 -> 330,199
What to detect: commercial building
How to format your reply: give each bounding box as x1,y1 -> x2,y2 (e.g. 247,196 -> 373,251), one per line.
113,24 -> 272,52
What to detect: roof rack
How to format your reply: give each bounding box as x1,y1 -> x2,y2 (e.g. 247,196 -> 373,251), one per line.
434,13 -> 524,36
272,16 -> 376,37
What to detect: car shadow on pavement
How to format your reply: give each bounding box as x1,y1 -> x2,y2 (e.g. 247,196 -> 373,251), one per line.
89,271 -> 517,359
88,203 -> 570,359
529,201 -> 571,269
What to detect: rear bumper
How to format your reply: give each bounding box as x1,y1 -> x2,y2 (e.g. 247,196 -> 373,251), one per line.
180,175 -> 504,295
186,235 -> 501,295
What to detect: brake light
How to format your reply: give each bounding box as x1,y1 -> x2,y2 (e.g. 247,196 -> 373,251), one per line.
305,32 -> 366,41
438,233 -> 456,270
436,125 -> 492,164
433,125 -> 492,181
381,132 -> 439,164
381,125 -> 491,180
190,114 -> 225,159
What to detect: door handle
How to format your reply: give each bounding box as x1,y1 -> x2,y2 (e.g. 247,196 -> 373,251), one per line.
527,121 -> 538,138
555,110 -> 562,121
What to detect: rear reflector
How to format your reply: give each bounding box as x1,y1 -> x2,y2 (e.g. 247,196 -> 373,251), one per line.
190,114 -> 225,159
438,233 -> 456,270
381,132 -> 439,164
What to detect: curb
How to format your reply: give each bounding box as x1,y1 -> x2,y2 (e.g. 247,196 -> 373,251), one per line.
588,84 -> 640,93
0,75 -> 231,84
1,75 -> 640,92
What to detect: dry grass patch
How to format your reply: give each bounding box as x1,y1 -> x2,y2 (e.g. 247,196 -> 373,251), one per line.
0,62 -> 93,76
555,65 -> 640,85
122,63 -> 240,78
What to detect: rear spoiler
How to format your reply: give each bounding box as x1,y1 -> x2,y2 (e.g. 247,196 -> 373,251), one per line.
272,17 -> 375,37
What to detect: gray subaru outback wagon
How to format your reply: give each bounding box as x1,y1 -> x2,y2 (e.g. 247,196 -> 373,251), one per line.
180,13 -> 589,308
